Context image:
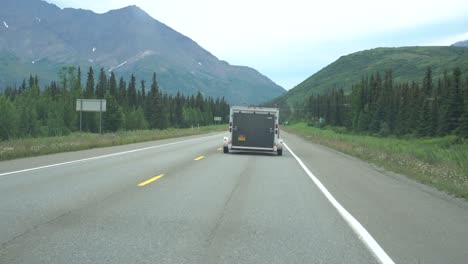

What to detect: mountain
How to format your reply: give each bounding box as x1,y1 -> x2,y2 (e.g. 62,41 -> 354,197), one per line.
273,46 -> 468,106
452,40 -> 468,47
0,0 -> 285,104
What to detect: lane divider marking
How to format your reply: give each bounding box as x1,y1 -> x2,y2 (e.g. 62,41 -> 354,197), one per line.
217,148 -> 223,151
0,133 -> 225,177
194,155 -> 205,161
284,142 -> 395,264
137,174 -> 165,187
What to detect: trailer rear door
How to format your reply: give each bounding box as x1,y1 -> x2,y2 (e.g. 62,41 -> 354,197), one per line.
232,112 -> 275,148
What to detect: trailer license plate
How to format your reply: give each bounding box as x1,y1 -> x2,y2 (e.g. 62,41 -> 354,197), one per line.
238,135 -> 246,141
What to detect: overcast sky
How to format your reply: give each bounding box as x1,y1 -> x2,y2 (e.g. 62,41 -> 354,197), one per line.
48,0 -> 468,90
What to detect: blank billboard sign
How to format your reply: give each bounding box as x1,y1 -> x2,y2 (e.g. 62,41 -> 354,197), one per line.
76,99 -> 106,112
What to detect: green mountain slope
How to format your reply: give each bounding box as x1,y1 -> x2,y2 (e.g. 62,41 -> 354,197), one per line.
277,46 -> 468,106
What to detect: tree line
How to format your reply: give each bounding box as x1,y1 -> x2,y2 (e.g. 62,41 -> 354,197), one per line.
0,66 -> 230,140
296,67 -> 468,138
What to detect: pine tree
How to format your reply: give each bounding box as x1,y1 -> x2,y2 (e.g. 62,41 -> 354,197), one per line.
417,99 -> 433,137
357,104 -> 372,132
422,67 -> 433,97
118,77 -> 127,108
446,67 -> 463,132
369,95 -> 385,133
159,92 -> 169,129
146,72 -> 162,129
85,67 -> 94,98
127,74 -> 137,108
72,66 -> 82,99
195,91 -> 204,111
174,92 -> 183,127
408,82 -> 422,134
395,83 -> 411,135
109,72 -> 117,97
437,72 -> 450,136
20,78 -> 27,93
456,77 -> 468,138
140,80 -> 146,106
95,67 -> 107,99
82,67 -> 96,132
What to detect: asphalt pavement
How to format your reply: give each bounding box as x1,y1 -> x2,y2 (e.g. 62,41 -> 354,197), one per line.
1,130 -> 467,264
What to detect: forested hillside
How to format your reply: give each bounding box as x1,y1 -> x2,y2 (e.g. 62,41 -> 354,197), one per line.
293,67 -> 468,138
0,67 -> 229,140
274,46 -> 468,106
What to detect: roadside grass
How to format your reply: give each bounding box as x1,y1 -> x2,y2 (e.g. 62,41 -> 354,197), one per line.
0,125 -> 227,161
284,122 -> 468,200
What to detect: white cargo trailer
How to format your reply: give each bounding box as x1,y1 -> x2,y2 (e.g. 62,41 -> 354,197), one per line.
223,106 -> 283,156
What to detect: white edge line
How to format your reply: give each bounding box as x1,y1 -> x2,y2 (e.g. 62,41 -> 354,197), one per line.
0,133 -> 224,177
284,142 -> 395,264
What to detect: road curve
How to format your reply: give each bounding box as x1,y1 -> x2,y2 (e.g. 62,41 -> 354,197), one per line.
0,131 -> 467,264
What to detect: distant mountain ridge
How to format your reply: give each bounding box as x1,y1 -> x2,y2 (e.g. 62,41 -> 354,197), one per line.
0,0 -> 285,104
272,46 -> 468,106
452,40 -> 468,47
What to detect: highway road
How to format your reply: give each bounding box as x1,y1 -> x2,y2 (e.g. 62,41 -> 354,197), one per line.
1,131 -> 468,264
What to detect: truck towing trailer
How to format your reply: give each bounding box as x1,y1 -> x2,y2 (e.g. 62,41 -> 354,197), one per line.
223,106 -> 283,156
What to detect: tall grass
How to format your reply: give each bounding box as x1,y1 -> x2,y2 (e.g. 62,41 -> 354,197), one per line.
285,123 -> 468,199
0,125 -> 227,161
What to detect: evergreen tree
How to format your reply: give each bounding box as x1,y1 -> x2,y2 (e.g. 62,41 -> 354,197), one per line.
127,74 -> 137,108
146,72 -> 163,129
20,78 -> 27,93
109,72 -> 117,97
72,66 -> 82,99
456,77 -> 468,138
417,99 -> 433,137
356,105 -> 372,132
174,92 -> 183,127
84,66 -> 94,98
369,95 -> 385,133
82,67 -> 96,132
422,67 -> 433,97
95,67 -> 107,98
159,92 -> 170,129
446,67 -> 463,132
408,82 -> 421,134
117,77 -> 127,108
0,67 -> 231,139
139,80 -> 146,107
395,83 -> 411,135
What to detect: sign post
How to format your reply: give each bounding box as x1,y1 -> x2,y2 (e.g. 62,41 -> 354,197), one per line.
76,99 -> 107,134
214,116 -> 222,124
80,100 -> 83,132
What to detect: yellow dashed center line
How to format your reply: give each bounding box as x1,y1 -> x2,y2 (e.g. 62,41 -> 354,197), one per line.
194,155 -> 205,161
137,174 -> 165,187
217,148 -> 223,151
